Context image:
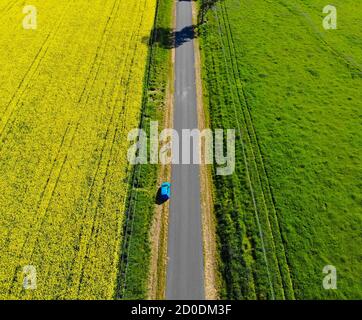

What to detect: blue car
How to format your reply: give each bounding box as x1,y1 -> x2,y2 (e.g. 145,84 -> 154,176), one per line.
160,182 -> 171,201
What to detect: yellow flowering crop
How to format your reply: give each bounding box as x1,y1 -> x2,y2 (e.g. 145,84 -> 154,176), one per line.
0,0 -> 157,299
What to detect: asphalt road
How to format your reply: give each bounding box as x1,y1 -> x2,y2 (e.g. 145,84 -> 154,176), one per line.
166,0 -> 205,300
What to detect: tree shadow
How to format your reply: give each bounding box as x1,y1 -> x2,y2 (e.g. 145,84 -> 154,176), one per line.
142,0 -> 223,48
142,24 -> 198,49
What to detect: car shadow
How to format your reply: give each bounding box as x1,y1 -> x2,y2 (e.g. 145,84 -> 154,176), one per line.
155,187 -> 167,205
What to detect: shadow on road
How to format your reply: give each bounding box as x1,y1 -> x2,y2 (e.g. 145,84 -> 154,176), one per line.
142,25 -> 197,49
142,0 -> 223,48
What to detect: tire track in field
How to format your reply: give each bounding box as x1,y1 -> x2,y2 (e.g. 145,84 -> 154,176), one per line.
79,0 -> 152,294
222,3 -> 292,296
220,0 -> 279,265
4,1 -> 75,295
0,2 -> 72,147
48,2 -> 140,293
217,1 -> 295,298
7,0 -> 123,295
283,0 -> 362,75
75,24 -> 144,297
115,0 -> 163,298
69,0 -> 147,297
37,0 -> 143,297
5,124 -> 71,295
205,20 -> 253,298
24,0 -> 121,266
0,0 -> 21,29
112,4 -> 154,296
221,4 -> 295,297
218,2 -> 285,297
212,7 -> 275,299
0,0 -> 18,13
70,0 -> 135,296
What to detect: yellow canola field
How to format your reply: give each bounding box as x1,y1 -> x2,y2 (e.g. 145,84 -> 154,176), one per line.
0,0 -> 156,299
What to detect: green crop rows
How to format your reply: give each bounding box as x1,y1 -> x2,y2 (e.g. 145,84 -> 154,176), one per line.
198,0 -> 361,299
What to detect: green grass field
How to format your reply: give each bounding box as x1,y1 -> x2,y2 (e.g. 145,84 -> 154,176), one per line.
198,0 -> 361,299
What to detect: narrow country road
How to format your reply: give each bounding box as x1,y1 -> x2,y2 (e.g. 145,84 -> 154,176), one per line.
166,0 -> 205,300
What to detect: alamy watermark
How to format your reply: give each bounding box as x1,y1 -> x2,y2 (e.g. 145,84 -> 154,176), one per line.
127,121 -> 235,176
323,265 -> 337,290
22,5 -> 37,30
23,265 -> 37,290
323,5 -> 337,30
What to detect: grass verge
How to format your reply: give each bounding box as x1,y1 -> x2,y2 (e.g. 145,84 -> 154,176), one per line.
115,0 -> 174,300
